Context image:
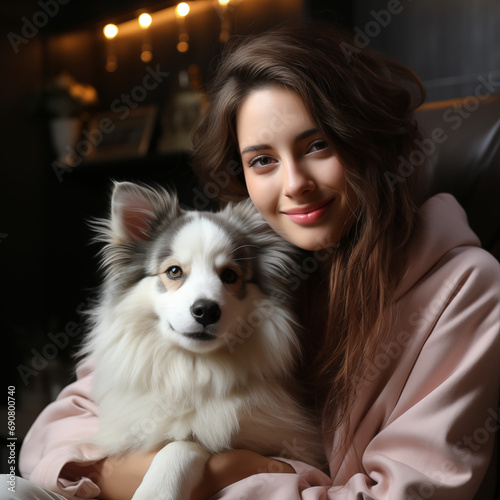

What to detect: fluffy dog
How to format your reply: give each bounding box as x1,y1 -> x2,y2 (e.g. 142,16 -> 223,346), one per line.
81,182 -> 324,499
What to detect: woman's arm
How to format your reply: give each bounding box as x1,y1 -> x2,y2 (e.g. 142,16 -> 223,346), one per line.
190,450 -> 295,500
65,449 -> 294,500
63,451 -> 156,500
19,358 -> 106,499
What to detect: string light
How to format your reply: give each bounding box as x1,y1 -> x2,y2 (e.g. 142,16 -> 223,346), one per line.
176,3 -> 190,17
138,13 -> 153,63
177,40 -> 189,53
141,50 -> 153,62
103,24 -> 118,39
102,0 -> 240,66
103,24 -> 118,72
217,0 -> 231,43
138,13 -> 152,29
175,2 -> 190,53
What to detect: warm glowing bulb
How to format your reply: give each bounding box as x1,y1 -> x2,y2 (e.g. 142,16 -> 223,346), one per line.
138,13 -> 152,29
177,41 -> 189,53
218,0 -> 230,5
103,24 -> 118,39
141,50 -> 153,62
176,2 -> 190,17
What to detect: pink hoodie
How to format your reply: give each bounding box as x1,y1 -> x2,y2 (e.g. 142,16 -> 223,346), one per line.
20,194 -> 500,499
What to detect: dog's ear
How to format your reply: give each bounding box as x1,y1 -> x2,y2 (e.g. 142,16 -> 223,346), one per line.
110,182 -> 179,243
222,198 -> 301,301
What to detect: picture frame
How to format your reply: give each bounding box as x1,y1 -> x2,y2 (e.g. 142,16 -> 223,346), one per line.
83,105 -> 158,162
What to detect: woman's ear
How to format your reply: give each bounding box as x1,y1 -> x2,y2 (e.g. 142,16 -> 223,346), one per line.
110,182 -> 165,243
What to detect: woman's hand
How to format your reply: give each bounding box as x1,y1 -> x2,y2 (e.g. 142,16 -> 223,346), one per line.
190,449 -> 296,500
64,450 -> 157,500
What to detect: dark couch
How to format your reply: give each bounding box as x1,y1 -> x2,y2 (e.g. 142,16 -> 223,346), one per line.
416,93 -> 500,261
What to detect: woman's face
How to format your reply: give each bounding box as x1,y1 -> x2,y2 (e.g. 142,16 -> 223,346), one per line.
237,86 -> 357,251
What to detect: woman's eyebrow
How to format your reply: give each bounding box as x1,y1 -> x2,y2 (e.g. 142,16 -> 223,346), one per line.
240,128 -> 319,156
295,128 -> 319,143
240,144 -> 270,155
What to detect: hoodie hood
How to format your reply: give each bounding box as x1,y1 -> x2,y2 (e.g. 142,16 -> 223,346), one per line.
395,193 -> 481,301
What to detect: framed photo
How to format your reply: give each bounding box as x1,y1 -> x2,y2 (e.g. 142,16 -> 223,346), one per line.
83,105 -> 158,162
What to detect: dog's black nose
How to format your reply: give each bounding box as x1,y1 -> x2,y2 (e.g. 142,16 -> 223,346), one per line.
190,299 -> 221,327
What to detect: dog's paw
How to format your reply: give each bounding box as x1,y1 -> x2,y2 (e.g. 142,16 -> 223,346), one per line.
132,441 -> 211,500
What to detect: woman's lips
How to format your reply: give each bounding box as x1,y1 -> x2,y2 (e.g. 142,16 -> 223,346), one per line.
282,199 -> 335,225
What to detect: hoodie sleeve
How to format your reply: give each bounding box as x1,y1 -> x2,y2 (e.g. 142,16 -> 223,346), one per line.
210,247 -> 500,500
19,358 -> 106,500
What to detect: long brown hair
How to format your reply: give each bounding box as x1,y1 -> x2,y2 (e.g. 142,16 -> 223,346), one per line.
191,22 -> 426,438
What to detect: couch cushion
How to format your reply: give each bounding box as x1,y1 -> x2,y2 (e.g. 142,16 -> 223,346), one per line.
415,93 -> 500,260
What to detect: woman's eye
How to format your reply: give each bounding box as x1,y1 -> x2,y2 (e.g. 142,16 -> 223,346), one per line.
248,155 -> 275,168
220,268 -> 238,284
166,266 -> 183,280
308,140 -> 329,153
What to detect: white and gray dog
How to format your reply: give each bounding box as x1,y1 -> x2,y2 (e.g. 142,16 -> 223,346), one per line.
81,181 -> 324,499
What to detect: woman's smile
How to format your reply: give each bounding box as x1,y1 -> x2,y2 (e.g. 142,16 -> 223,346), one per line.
281,198 -> 336,225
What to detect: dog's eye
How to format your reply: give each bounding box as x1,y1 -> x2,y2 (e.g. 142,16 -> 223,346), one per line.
220,268 -> 238,284
166,266 -> 183,280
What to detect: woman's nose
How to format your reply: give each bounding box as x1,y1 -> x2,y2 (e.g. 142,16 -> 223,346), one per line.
282,159 -> 316,199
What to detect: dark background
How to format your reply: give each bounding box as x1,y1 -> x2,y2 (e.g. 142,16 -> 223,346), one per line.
1,0 -> 499,472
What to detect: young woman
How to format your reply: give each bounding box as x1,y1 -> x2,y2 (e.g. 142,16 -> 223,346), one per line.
17,22 -> 500,499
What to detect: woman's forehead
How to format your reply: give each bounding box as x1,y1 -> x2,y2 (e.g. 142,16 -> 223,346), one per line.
236,87 -> 316,149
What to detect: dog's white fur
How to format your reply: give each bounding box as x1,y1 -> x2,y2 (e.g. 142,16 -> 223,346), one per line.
81,182 -> 324,500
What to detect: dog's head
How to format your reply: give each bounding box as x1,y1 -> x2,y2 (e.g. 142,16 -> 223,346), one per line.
94,182 -> 299,355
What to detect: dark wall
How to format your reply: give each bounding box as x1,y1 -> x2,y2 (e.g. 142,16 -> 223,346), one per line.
354,0 -> 500,101
1,6 -> 49,369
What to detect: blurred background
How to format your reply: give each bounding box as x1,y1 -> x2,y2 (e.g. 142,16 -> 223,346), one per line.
1,0 -> 499,474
